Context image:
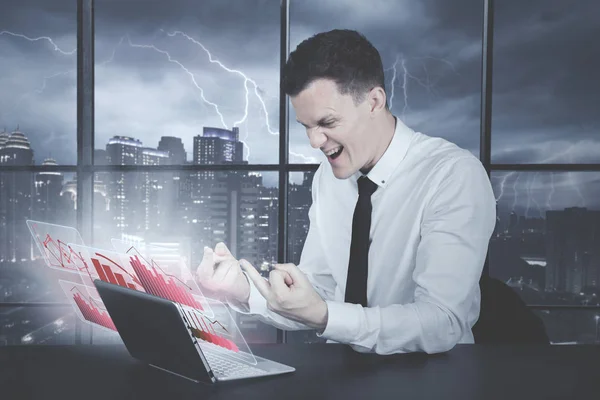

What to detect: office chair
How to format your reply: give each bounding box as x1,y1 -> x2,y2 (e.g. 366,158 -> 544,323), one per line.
472,275 -> 550,344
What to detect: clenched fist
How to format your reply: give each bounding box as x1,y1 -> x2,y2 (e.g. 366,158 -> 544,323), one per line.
195,242 -> 250,304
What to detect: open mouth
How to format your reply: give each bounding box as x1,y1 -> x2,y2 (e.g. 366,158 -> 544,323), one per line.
325,146 -> 344,160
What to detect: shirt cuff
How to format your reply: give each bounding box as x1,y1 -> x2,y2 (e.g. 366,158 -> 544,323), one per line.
316,300 -> 363,344
225,271 -> 268,315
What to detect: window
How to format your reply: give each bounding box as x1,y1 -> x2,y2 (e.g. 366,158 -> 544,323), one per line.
490,0 -> 600,343
0,171 -> 77,302
489,172 -> 600,306
2,0 -> 599,347
92,170 -> 280,343
491,0 -> 599,164
289,0 -> 484,163
285,171 -> 326,344
0,1 -> 77,166
94,0 -> 281,165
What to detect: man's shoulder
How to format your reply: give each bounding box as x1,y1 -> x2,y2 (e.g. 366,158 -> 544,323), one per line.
409,131 -> 481,175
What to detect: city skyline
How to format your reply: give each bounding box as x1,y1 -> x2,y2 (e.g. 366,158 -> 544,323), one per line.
1,126 -> 599,213
0,125 -> 311,267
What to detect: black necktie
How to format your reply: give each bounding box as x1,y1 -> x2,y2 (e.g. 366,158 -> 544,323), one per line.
345,176 -> 378,307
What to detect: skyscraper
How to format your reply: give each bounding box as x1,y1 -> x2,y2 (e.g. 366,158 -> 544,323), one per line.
257,184 -> 278,271
33,158 -> 64,223
194,127 -> 243,164
141,147 -> 170,232
106,136 -> 143,166
288,171 -> 314,265
0,128 -> 34,262
103,137 -> 169,237
546,207 -> 600,295
0,128 -> 34,166
158,136 -> 187,164
193,127 -> 244,183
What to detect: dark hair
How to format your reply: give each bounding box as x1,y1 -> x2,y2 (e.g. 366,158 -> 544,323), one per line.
282,29 -> 387,108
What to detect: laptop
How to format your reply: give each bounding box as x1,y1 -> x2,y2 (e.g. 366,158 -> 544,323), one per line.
93,279 -> 295,383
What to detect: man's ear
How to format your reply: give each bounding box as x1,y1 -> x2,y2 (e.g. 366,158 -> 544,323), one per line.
368,86 -> 387,115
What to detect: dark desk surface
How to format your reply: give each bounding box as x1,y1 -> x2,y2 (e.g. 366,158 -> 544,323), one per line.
1,343 -> 599,400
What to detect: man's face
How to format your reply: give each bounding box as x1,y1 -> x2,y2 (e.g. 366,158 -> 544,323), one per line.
291,78 -> 374,179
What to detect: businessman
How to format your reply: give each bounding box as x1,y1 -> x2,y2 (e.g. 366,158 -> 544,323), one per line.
196,29 -> 496,355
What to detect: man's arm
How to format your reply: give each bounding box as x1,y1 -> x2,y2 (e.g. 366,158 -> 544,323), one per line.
316,157 -> 497,354
227,164 -> 336,330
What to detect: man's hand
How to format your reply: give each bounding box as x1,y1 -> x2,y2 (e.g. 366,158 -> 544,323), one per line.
240,260 -> 328,331
195,242 -> 250,304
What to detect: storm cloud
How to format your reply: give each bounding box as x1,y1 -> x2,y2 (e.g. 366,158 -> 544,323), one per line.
1,0 -> 598,213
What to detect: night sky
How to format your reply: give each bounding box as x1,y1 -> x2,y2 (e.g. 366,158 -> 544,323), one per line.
1,0 -> 598,216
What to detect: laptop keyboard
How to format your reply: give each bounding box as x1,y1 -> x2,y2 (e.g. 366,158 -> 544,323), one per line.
202,348 -> 266,379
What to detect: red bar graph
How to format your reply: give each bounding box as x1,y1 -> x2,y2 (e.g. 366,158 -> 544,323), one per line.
114,273 -> 127,287
129,255 -> 204,311
101,264 -> 118,285
71,288 -> 117,331
186,309 -> 238,352
92,258 -> 108,282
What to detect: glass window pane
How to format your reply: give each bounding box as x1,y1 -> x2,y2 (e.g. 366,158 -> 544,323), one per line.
92,170 -> 279,343
0,171 -> 77,303
0,306 -> 75,346
491,0 -> 600,163
0,2 -> 77,166
490,171 -> 600,305
533,309 -> 600,344
285,171 -> 325,343
94,0 -> 280,165
289,0 -> 483,163
287,171 -> 314,266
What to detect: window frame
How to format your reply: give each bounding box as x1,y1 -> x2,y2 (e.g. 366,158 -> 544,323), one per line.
2,0 -> 600,346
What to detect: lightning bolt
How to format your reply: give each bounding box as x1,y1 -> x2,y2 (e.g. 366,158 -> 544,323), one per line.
126,35 -> 229,129
2,30 -> 317,163
494,143 -> 587,217
546,172 -> 555,211
165,30 -> 267,130
387,55 -> 399,110
530,171 -> 543,218
400,56 -> 409,119
419,55 -> 459,74
494,173 -> 510,203
163,30 -> 316,163
97,35 -> 125,67
524,173 -> 532,218
511,172 -> 520,212
567,149 -> 586,208
35,70 -> 75,94
0,31 -> 76,55
1,30 -> 77,119
386,54 -> 458,120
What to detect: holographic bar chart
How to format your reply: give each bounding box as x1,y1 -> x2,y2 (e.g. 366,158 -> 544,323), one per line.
68,243 -> 145,294
178,300 -> 257,365
112,240 -> 213,317
91,257 -> 137,290
180,306 -> 238,352
58,280 -> 117,332
129,255 -> 204,310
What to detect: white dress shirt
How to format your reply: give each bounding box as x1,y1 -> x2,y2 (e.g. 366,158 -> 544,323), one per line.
229,116 -> 497,355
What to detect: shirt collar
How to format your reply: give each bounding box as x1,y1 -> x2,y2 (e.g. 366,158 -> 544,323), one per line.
353,116 -> 413,189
